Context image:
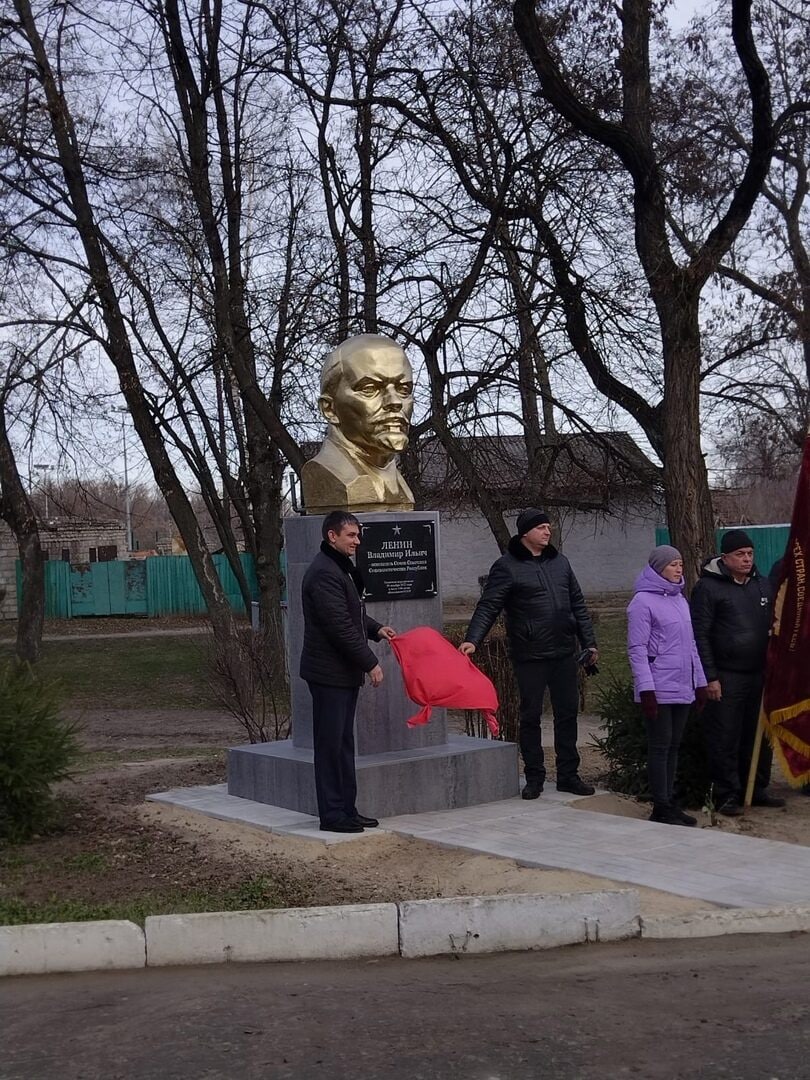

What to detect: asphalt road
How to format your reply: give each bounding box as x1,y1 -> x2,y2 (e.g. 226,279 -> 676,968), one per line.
2,934 -> 809,1080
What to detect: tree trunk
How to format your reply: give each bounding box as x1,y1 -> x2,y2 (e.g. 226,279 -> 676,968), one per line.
0,407 -> 44,663
658,292 -> 716,588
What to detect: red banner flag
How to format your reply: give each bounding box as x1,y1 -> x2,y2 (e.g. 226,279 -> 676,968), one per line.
762,435 -> 810,786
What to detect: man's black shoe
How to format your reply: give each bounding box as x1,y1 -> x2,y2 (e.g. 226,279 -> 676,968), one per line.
556,776 -> 595,796
521,781 -> 543,800
351,814 -> 379,828
673,806 -> 697,826
717,799 -> 743,817
320,819 -> 364,833
751,793 -> 786,808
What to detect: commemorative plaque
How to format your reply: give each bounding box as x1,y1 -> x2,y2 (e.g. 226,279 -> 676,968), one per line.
356,518 -> 438,601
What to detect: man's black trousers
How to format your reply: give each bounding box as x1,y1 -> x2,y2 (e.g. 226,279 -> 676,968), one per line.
513,655 -> 580,784
705,668 -> 772,806
307,682 -> 360,826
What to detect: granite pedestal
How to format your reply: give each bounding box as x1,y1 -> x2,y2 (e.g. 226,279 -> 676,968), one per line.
227,512 -> 519,816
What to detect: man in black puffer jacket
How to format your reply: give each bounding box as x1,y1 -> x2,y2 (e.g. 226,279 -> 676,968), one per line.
690,529 -> 784,816
300,510 -> 396,833
460,508 -> 598,799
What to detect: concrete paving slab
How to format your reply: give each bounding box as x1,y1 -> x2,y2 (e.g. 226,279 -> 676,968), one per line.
147,785 -> 379,845
148,784 -> 810,909
383,800 -> 810,909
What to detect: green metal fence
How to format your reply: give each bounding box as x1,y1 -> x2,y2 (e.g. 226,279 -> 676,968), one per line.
654,523 -> 790,576
17,553 -> 261,619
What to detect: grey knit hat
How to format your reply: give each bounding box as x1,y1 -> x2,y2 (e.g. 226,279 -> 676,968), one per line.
649,544 -> 682,576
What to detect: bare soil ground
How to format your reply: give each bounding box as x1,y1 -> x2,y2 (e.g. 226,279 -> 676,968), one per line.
3,704 -> 808,926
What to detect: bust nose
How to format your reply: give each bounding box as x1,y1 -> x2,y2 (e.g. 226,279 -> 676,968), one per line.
381,385 -> 402,410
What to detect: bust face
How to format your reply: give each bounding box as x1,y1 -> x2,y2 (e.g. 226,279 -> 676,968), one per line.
320,344 -> 414,464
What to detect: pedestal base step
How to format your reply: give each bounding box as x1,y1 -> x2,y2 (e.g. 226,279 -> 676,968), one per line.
228,735 -> 519,818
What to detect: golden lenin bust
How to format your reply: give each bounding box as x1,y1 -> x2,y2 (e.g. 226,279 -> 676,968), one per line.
301,334 -> 415,514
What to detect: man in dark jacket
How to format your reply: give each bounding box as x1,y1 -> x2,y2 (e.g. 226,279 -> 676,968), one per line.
690,529 -> 785,816
460,508 -> 598,799
300,510 -> 396,833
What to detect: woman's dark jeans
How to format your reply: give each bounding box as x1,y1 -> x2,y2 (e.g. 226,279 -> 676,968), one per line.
645,703 -> 690,807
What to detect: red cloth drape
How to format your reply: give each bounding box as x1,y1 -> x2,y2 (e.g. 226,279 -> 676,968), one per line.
763,435 -> 810,786
390,627 -> 499,737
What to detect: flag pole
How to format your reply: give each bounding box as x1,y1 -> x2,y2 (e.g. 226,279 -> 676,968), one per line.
743,699 -> 766,810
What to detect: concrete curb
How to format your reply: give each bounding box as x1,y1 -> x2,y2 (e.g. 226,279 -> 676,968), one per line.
398,890 -> 641,958
144,903 -> 399,967
4,895 -> 810,976
0,920 -> 145,976
641,903 -> 810,940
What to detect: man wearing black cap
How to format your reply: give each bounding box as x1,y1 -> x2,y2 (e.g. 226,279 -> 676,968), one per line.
690,529 -> 785,816
460,508 -> 598,799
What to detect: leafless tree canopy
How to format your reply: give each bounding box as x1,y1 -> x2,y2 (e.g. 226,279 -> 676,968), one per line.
0,0 -> 806,656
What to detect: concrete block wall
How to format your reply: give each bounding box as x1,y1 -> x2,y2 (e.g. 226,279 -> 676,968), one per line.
39,521 -> 128,563
0,519 -> 128,621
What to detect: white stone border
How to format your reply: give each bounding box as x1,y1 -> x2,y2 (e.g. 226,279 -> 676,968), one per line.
0,920 -> 145,977
145,903 -> 399,966
398,889 -> 640,958
641,904 -> 810,939
4,895 -> 810,976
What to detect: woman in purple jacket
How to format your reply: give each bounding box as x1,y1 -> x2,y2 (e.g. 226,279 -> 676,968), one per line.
627,545 -> 708,826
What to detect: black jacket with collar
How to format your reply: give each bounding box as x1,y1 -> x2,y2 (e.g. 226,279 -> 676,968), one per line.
299,541 -> 383,687
465,536 -> 596,663
689,556 -> 773,681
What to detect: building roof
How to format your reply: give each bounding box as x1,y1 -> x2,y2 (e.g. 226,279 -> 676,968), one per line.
403,432 -> 661,511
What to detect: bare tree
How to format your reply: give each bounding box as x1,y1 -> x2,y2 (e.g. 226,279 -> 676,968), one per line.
7,0 -> 238,644
512,0 -> 794,581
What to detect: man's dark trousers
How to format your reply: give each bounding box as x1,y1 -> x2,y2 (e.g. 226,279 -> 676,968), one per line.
705,668 -> 772,805
513,655 -> 580,784
307,683 -> 360,825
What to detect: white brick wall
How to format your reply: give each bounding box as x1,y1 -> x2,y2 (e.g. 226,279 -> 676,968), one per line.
0,526 -> 17,621
439,503 -> 660,605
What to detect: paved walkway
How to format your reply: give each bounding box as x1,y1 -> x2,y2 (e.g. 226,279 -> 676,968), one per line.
149,784 -> 810,910
0,626 -> 211,644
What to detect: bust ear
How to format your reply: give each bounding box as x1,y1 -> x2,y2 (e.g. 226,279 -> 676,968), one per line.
318,394 -> 339,425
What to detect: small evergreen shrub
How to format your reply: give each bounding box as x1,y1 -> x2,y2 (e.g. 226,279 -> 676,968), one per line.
591,674 -> 710,809
0,662 -> 80,842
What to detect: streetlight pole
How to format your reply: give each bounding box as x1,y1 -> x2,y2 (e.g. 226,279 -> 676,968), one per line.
32,463 -> 51,519
114,409 -> 133,553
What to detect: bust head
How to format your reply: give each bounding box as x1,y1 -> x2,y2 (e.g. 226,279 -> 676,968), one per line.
319,334 -> 414,468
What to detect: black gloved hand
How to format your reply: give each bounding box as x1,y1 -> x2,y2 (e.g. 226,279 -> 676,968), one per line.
640,690 -> 658,721
577,649 -> 599,676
